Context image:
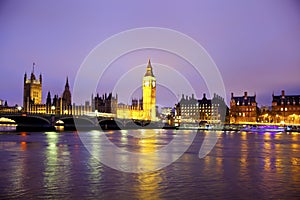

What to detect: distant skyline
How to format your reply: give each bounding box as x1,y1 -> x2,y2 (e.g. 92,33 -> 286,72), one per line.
1,0 -> 300,107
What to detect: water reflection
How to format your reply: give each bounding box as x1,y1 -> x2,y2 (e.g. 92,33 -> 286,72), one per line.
239,131 -> 248,167
20,141 -> 27,151
10,142 -> 28,196
134,171 -> 165,200
43,132 -> 71,197
0,130 -> 299,199
79,129 -> 196,173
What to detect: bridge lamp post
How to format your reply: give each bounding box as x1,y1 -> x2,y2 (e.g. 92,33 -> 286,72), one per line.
51,106 -> 55,114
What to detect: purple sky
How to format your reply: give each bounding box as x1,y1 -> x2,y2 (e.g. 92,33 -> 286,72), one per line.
1,0 -> 300,107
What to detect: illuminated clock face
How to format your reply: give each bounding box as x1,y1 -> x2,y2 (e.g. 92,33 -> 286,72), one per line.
152,81 -> 156,87
145,81 -> 149,86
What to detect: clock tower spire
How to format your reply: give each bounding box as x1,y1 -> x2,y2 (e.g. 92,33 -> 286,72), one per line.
142,59 -> 156,121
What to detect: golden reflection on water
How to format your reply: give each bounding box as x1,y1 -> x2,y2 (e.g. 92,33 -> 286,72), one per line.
134,170 -> 164,200
240,132 -> 248,172
88,141 -> 103,196
203,131 -> 223,175
215,145 -> 223,175
291,133 -> 299,152
290,134 -> 300,183
85,129 -> 162,173
44,132 -> 71,193
138,132 -> 157,153
136,129 -> 161,172
0,129 -> 299,198
85,129 -> 164,195
262,133 -> 275,172
260,132 -> 293,188
290,157 -> 300,184
274,133 -> 283,139
263,157 -> 272,171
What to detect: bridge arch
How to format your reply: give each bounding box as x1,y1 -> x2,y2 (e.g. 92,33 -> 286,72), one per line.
1,115 -> 51,125
98,119 -> 124,130
56,116 -> 97,128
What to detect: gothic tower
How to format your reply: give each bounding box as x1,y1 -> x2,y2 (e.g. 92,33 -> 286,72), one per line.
142,59 -> 156,121
23,63 -> 42,112
62,77 -> 72,108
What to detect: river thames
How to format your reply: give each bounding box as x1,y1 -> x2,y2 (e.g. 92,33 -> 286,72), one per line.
0,129 -> 299,199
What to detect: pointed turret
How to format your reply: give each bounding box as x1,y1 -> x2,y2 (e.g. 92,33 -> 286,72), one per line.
144,59 -> 154,77
65,77 -> 69,89
24,73 -> 27,83
46,91 -> 51,105
32,62 -> 35,73
62,76 -> 71,107
30,62 -> 36,80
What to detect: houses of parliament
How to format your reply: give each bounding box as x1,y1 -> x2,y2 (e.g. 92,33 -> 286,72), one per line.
22,60 -> 157,121
23,64 -> 72,115
115,59 -> 156,121
1,59 -> 299,125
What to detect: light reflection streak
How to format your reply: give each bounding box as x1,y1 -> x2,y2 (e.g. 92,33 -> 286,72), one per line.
135,171 -> 164,200
10,143 -> 27,195
87,132 -> 103,195
20,141 -> 27,151
239,131 -> 248,174
43,132 -> 71,195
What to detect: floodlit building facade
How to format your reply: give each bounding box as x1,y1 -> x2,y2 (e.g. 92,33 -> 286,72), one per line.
230,92 -> 258,123
23,64 -> 42,112
271,90 -> 300,124
116,59 -> 157,121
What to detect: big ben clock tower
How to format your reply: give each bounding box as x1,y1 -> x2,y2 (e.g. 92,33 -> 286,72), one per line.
142,59 -> 156,121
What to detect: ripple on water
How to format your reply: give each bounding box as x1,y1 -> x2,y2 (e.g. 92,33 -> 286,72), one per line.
0,130 -> 299,199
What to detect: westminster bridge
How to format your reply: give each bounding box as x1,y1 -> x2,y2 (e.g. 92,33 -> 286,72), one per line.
0,112 -> 164,131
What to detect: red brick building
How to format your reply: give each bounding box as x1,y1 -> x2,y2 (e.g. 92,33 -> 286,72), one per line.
230,92 -> 258,124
